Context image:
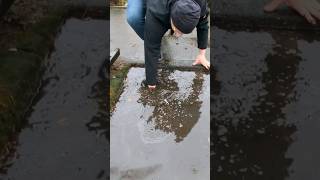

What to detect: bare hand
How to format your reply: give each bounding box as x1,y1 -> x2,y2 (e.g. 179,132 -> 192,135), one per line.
264,0 -> 320,24
193,54 -> 210,70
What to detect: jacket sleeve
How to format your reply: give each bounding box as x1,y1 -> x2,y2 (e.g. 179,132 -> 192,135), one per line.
144,11 -> 168,85
196,10 -> 209,49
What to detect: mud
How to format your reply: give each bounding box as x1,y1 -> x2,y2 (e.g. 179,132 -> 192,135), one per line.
111,67 -> 210,180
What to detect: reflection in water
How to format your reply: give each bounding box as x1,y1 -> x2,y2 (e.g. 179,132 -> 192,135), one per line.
86,59 -> 109,140
137,68 -> 205,143
86,78 -> 108,140
213,28 -> 303,179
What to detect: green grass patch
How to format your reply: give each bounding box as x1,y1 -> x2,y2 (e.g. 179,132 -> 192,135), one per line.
110,65 -> 130,111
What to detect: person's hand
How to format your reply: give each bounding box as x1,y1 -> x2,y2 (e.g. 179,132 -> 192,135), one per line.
264,0 -> 320,25
193,51 -> 210,70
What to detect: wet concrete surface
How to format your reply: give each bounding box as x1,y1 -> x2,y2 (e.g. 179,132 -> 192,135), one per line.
111,67 -> 210,179
110,8 -> 144,63
0,18 -> 108,180
110,8 -> 210,67
213,0 -> 320,30
212,26 -> 320,180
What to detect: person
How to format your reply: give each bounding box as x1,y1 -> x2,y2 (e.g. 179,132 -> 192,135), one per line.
127,0 -> 210,90
264,0 -> 320,24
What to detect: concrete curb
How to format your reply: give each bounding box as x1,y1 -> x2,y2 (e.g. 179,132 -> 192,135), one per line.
110,6 -> 127,8
128,63 -> 210,74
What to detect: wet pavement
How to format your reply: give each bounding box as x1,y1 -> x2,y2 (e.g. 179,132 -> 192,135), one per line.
110,8 -> 210,67
110,67 -> 210,180
0,18 -> 108,180
213,26 -> 320,180
213,0 -> 320,30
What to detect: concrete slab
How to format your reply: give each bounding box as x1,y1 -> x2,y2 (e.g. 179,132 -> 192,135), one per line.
110,8 -> 144,63
213,0 -> 320,30
110,8 -> 210,68
213,26 -> 320,179
111,67 -> 210,180
161,35 -> 210,67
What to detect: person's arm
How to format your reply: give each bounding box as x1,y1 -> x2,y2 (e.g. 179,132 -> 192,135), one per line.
193,10 -> 210,69
196,10 -> 209,50
144,11 -> 168,86
264,0 -> 320,25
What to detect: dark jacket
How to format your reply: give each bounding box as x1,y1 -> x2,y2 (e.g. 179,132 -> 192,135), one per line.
144,0 -> 209,85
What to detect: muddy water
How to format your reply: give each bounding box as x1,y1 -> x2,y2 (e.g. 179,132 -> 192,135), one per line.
213,26 -> 320,180
0,18 -> 108,180
111,67 -> 210,180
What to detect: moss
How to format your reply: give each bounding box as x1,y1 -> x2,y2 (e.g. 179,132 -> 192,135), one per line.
15,32 -> 51,57
110,65 -> 130,110
15,9 -> 66,57
31,9 -> 66,38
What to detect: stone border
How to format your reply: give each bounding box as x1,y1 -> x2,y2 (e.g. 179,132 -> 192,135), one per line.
110,5 -> 127,8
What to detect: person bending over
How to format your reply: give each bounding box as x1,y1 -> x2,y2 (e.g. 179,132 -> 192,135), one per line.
126,0 -> 210,90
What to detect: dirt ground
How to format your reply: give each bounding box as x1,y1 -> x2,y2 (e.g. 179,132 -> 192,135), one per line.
0,0 -> 49,49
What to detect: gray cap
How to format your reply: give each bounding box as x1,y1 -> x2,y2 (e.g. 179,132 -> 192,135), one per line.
171,0 -> 201,34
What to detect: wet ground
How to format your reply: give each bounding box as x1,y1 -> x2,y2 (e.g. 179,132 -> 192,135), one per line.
0,18 -> 108,180
212,0 -> 320,31
212,26 -> 320,180
110,67 -> 210,180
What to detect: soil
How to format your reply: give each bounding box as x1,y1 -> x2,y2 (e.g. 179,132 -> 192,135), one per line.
0,0 -> 49,49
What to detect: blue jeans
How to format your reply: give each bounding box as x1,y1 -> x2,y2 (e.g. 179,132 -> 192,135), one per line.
126,0 -> 146,40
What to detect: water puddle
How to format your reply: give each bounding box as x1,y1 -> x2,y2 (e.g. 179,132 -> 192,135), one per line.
0,18 -> 108,180
111,67 -> 210,180
213,26 -> 320,180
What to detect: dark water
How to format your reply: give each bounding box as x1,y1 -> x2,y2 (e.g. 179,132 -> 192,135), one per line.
0,0 -> 15,16
212,26 -> 320,180
0,18 -> 108,180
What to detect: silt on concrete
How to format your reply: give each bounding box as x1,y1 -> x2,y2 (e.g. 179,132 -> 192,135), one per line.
111,67 -> 210,180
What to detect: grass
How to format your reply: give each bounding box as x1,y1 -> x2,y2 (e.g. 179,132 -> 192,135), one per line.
110,64 -> 130,111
